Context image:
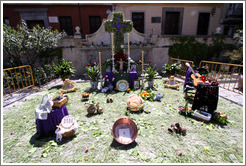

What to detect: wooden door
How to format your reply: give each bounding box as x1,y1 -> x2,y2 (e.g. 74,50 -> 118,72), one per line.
164,12 -> 180,35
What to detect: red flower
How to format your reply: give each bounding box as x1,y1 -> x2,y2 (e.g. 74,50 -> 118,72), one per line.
82,42 -> 85,45
94,62 -> 96,65
114,51 -> 128,61
139,60 -> 142,63
149,60 -> 151,63
87,63 -> 90,66
102,62 -> 105,64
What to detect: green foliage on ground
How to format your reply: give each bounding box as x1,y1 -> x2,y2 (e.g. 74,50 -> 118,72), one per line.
3,79 -> 243,163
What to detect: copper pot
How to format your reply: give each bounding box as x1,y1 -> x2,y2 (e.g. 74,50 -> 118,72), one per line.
112,117 -> 138,145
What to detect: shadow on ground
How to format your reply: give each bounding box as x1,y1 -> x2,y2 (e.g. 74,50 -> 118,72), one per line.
48,85 -> 62,90
110,139 -> 138,150
29,132 -> 76,147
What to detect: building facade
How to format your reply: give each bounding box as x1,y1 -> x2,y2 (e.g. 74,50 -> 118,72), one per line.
3,3 -> 243,38
115,3 -> 243,37
3,3 -> 112,37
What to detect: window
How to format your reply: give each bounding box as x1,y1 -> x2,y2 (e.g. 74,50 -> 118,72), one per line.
151,17 -> 161,23
26,20 -> 45,29
132,12 -> 144,33
59,16 -> 73,36
197,13 -> 210,35
89,16 -> 101,34
3,17 -> 10,26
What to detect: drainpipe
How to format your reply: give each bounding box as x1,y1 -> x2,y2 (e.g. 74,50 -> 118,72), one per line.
78,3 -> 83,38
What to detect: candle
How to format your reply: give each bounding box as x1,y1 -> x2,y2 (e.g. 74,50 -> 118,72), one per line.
127,33 -> 130,72
128,33 -> 130,57
142,51 -> 144,74
99,52 -> 102,75
111,33 -> 114,57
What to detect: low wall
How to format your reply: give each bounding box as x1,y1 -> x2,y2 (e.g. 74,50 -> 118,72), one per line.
60,36 -> 234,78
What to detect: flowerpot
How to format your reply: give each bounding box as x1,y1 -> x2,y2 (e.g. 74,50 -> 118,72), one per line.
91,81 -> 98,90
148,80 -> 154,88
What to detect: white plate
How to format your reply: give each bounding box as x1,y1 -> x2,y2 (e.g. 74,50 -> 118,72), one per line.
61,115 -> 75,129
116,80 -> 129,91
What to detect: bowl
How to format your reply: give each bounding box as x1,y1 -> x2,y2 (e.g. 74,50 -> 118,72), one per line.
112,117 -> 138,145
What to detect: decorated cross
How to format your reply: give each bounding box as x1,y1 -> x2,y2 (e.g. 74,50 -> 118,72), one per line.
105,12 -> 133,55
113,18 -> 126,37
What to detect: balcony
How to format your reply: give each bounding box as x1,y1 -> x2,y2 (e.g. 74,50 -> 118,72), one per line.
226,7 -> 243,18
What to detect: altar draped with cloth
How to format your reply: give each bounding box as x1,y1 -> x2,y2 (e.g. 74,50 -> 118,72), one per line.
104,72 -> 138,87
36,105 -> 69,136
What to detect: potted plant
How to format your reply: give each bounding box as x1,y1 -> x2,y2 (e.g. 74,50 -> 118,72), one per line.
86,65 -> 100,90
162,63 -> 181,77
103,59 -> 112,72
144,66 -> 157,88
53,59 -> 75,81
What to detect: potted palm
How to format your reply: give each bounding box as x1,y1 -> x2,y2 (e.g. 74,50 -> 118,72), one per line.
162,63 -> 181,77
86,65 -> 100,90
144,66 -> 157,88
53,59 -> 75,81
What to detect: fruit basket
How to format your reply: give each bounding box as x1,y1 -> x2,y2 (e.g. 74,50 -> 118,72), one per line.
52,95 -> 68,108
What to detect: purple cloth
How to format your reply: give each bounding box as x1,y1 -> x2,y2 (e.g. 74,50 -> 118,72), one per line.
36,105 -> 69,136
112,18 -> 126,37
105,72 -> 114,83
183,68 -> 192,89
129,72 -> 138,84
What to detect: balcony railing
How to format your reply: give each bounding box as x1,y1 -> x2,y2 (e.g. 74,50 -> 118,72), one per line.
227,8 -> 243,18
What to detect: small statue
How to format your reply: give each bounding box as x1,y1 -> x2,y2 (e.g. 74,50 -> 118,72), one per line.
61,79 -> 80,93
96,102 -> 103,114
74,26 -> 81,38
75,26 -> 81,35
164,76 -> 180,89
153,93 -> 162,101
119,59 -> 123,73
87,104 -> 96,114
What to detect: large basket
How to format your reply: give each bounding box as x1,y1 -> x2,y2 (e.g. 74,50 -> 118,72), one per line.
112,117 -> 138,145
62,129 -> 75,139
52,95 -> 68,108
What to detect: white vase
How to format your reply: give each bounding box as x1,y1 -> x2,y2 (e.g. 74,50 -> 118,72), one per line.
148,80 -> 154,88
91,81 -> 98,90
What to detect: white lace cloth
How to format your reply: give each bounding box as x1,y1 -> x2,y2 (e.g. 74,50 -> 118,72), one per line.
35,94 -> 53,120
